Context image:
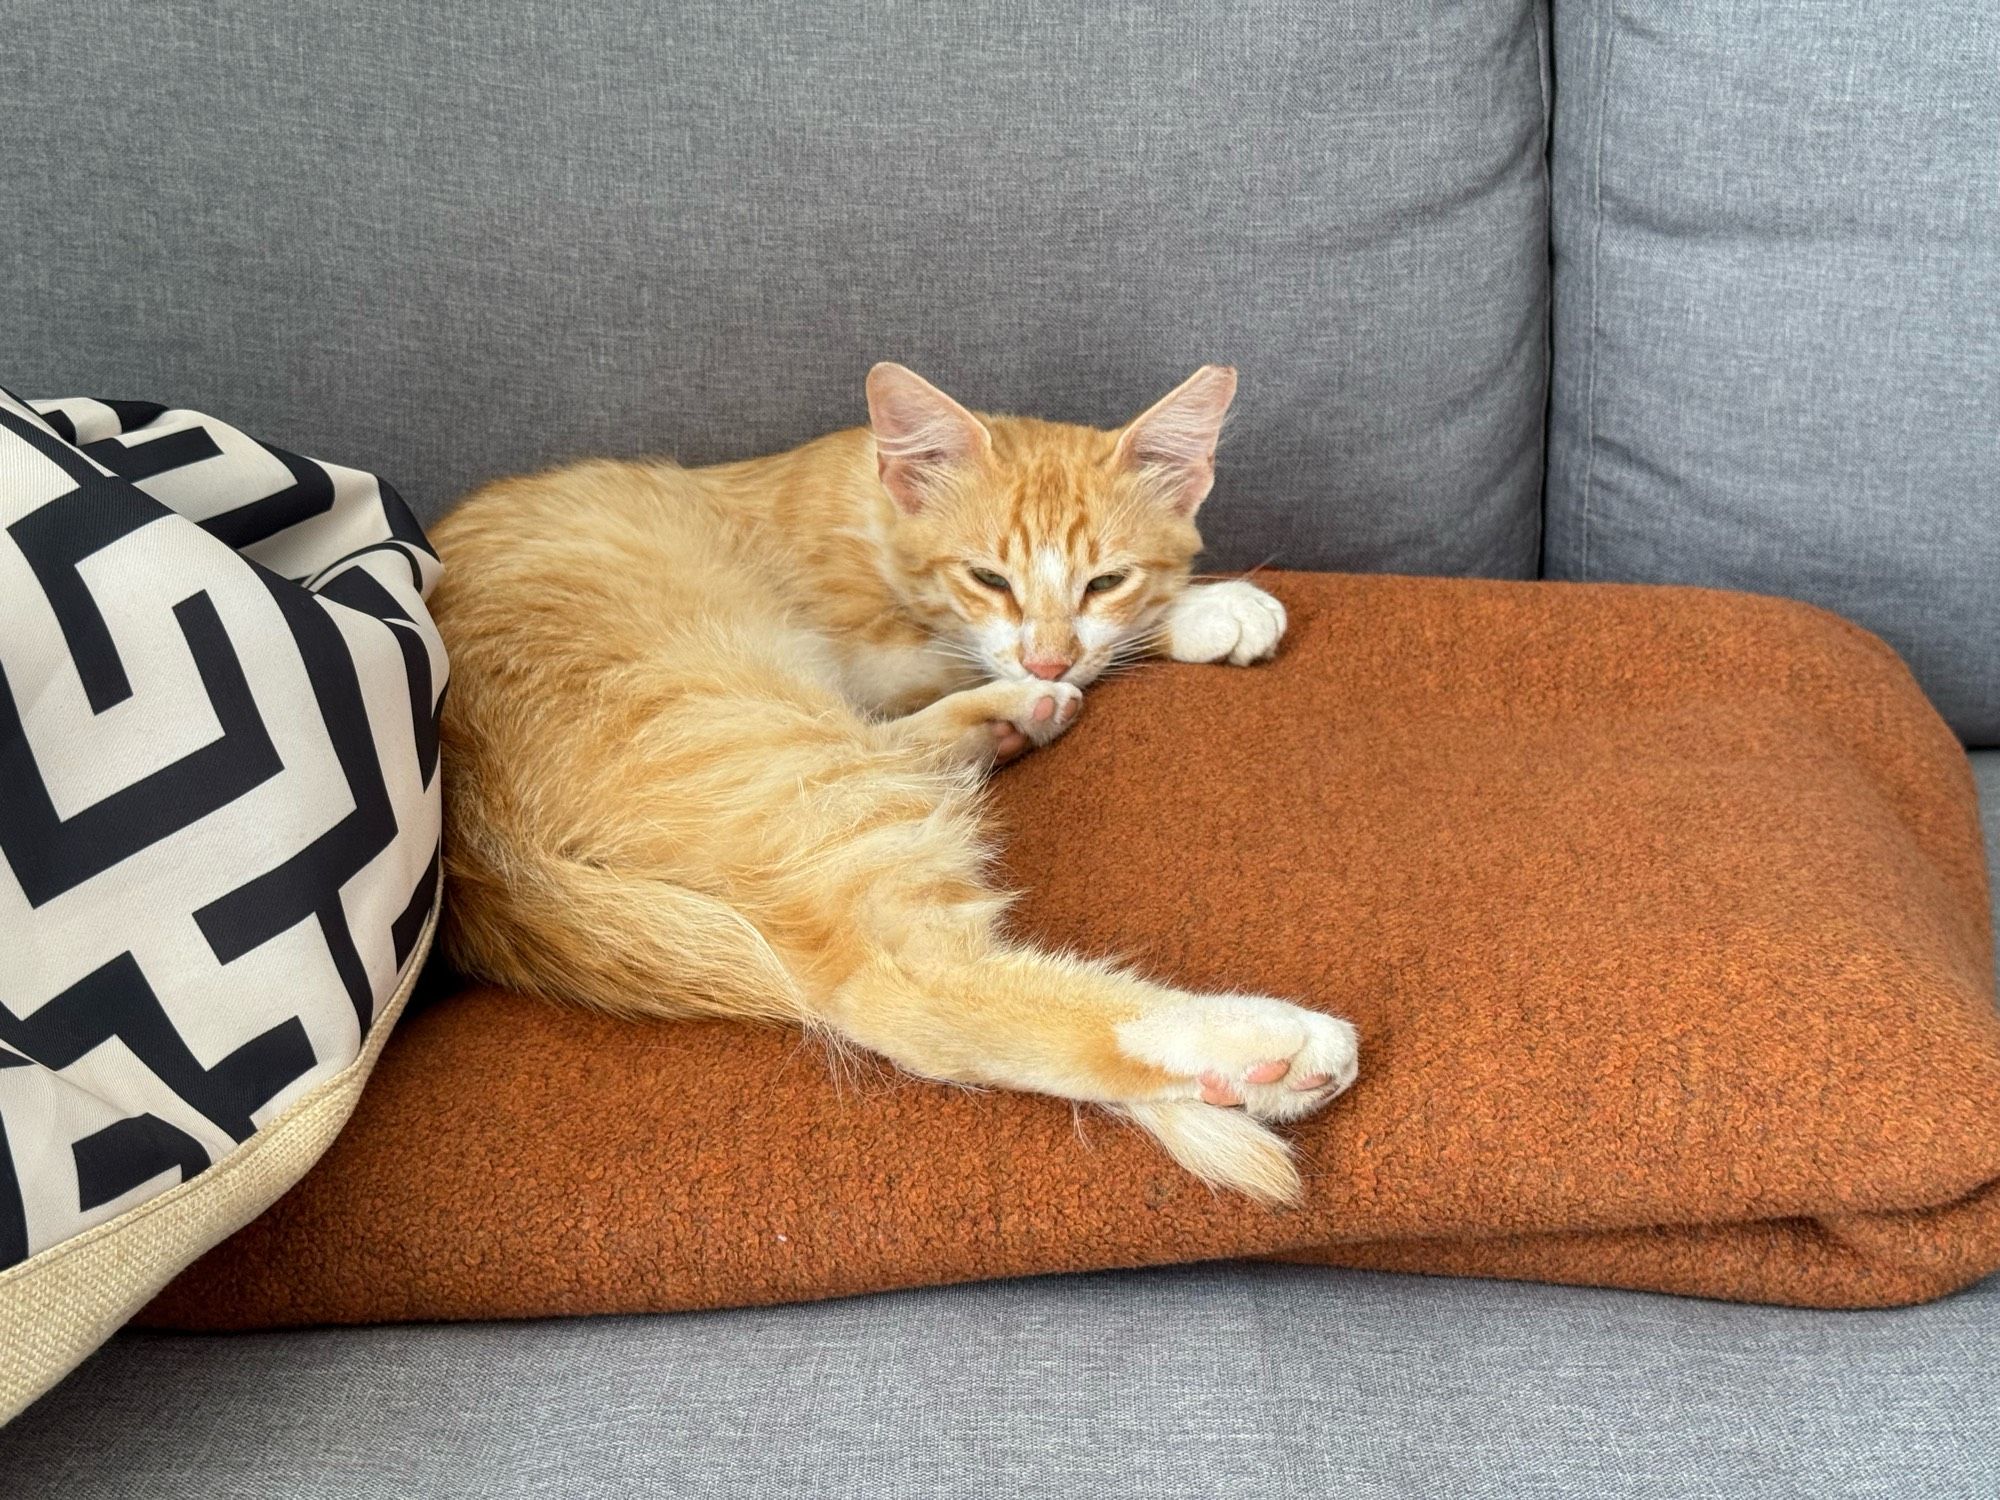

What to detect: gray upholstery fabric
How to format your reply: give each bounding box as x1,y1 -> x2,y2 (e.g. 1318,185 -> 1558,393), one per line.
1544,0 -> 2000,745
0,0 -> 1550,577
4,753 -> 1994,1495
6,1261 -> 2000,1499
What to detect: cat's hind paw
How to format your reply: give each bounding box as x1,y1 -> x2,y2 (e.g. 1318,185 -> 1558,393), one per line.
1112,1000 -> 1360,1208
1115,993 -> 1359,1200
1119,993 -> 1357,1122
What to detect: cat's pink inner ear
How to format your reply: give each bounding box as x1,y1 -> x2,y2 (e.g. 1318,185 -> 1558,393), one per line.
1112,365 -> 1239,517
865,362 -> 992,516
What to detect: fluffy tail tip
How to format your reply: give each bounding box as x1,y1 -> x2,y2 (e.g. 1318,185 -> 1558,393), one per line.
1122,1100 -> 1302,1206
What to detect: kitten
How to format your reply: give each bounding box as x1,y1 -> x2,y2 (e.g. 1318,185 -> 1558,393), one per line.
428,363 -> 1358,1202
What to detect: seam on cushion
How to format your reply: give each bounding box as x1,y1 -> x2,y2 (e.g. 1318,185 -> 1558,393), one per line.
1528,0 -> 1560,580
1580,3 -> 1618,583
1532,0 -> 1553,577
1531,0 -> 1552,127
0,878 -> 441,1291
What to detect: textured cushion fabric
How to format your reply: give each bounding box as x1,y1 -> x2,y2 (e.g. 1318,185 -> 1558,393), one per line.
141,572 -> 2000,1327
0,0 -> 1549,577
11,1264 -> 2000,1499
1543,0 -> 2000,744
0,395 -> 446,1420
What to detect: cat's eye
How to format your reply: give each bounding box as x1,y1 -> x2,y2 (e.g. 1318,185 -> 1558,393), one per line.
1085,572 -> 1128,595
969,567 -> 1011,592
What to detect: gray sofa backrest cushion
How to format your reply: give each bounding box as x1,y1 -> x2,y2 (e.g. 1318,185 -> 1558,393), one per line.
1545,0 -> 2000,744
2,1 -> 1549,578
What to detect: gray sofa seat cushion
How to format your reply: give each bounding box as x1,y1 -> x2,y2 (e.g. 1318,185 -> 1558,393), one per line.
1544,0 -> 2000,744
5,751 -> 1994,1495
6,1258 -> 2000,1500
0,0 -> 1550,578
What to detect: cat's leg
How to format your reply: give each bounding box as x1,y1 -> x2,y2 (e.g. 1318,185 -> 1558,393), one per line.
826,928 -> 1358,1203
890,677 -> 1083,767
1162,579 -> 1288,665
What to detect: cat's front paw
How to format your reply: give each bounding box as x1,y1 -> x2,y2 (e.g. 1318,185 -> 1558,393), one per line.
1166,580 -> 1287,665
983,680 -> 1082,762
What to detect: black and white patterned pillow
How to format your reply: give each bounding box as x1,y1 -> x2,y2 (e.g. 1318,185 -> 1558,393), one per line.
0,392 -> 444,1415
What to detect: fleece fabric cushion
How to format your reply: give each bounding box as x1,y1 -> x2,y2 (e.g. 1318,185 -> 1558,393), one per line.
1544,0 -> 2000,744
143,572 -> 2000,1326
2,0 -> 1548,578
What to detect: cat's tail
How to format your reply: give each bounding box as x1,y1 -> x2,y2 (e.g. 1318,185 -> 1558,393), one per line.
444,842 -> 809,1026
1119,1100 -> 1302,1205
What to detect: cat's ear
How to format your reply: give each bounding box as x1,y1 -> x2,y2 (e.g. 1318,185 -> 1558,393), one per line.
865,363 -> 993,515
1112,365 -> 1238,517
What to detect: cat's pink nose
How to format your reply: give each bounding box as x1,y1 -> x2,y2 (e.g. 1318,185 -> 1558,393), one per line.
1022,655 -> 1073,681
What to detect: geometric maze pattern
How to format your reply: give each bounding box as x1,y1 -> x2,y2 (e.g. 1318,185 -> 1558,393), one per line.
0,391 -> 446,1270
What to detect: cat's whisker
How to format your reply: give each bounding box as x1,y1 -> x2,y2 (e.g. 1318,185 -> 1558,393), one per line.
1105,638 -> 1166,669
922,640 -> 991,670
1191,552 -> 1281,587
923,636 -> 983,657
1070,1102 -> 1098,1153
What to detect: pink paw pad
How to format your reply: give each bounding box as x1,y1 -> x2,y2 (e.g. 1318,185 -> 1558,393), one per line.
1197,1071 -> 1242,1107
1243,1059 -> 1291,1085
1289,1072 -> 1333,1092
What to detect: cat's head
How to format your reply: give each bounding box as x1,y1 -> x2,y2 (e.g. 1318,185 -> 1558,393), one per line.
866,362 -> 1236,688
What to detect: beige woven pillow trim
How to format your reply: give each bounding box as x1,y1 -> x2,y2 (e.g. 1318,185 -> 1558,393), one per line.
0,884 -> 439,1423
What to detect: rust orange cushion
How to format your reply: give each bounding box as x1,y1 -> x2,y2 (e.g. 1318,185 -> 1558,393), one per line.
143,572 -> 2000,1325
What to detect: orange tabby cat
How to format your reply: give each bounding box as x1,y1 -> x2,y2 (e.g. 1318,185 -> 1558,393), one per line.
429,363 -> 1358,1201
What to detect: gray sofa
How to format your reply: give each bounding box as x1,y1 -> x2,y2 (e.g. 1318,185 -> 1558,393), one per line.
4,1 -> 1996,1494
